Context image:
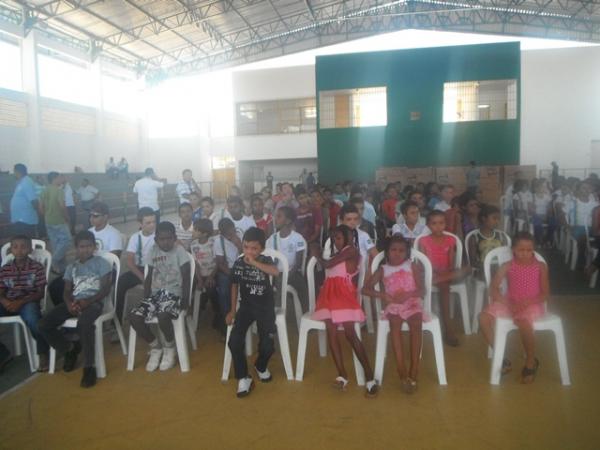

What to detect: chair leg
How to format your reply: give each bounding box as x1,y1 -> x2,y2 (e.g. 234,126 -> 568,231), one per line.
552,322 -> 571,385
363,296 -> 375,334
290,290 -> 302,332
19,323 -> 36,373
352,322 -> 366,386
49,347 -> 56,374
472,284 -> 486,334
591,270 -> 599,289
185,315 -> 198,351
95,322 -> 106,378
13,324 -> 22,356
317,330 -> 327,357
221,325 -> 233,381
490,321 -> 510,385
429,319 -> 447,385
193,290 -> 201,332
570,242 -> 578,271
174,316 -> 190,372
113,317 -> 127,355
126,326 -> 137,371
456,286 -> 472,335
295,321 -> 309,381
374,320 -> 389,384
275,315 -> 294,380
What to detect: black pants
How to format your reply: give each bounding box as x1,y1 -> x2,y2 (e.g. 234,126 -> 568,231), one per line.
67,206 -> 76,235
38,301 -> 103,368
228,304 -> 276,379
116,269 -> 143,323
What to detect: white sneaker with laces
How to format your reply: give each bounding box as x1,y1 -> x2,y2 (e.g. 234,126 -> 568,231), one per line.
146,348 -> 163,372
159,347 -> 177,371
254,366 -> 272,382
236,376 -> 254,398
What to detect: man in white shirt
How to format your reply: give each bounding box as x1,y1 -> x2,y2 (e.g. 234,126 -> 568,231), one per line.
175,169 -> 200,204
88,202 -> 123,257
76,178 -> 99,220
133,168 -> 165,222
211,196 -> 256,239
434,185 -> 455,212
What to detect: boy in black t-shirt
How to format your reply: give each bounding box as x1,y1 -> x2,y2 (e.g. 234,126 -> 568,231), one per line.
226,227 -> 279,398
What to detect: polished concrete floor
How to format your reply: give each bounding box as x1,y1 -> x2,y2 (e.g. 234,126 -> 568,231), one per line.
1,292 -> 599,450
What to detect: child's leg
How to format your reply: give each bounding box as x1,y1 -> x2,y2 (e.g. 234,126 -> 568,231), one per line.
156,312 -> 175,344
76,302 -> 103,368
342,322 -> 374,381
216,272 -> 231,326
128,299 -> 158,344
228,306 -> 255,379
388,316 -> 406,379
407,314 -> 423,380
324,320 -> 347,379
514,318 -> 536,368
437,281 -> 457,343
254,307 -> 276,373
479,311 -> 496,349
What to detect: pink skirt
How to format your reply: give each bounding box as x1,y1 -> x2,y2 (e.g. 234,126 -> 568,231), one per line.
382,297 -> 429,321
312,277 -> 365,324
483,301 -> 545,326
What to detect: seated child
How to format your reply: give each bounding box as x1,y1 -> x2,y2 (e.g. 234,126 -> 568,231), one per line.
190,219 -> 218,326
479,232 -> 549,383
226,227 -> 280,397
467,205 -> 508,280
116,207 -> 156,324
128,222 -> 191,372
417,211 -> 470,347
266,206 -> 308,311
0,235 -> 49,371
251,194 -> 273,237
175,203 -> 194,251
214,218 -> 242,334
295,188 -> 322,245
392,200 -> 429,244
39,230 -> 112,387
201,196 -> 215,221
363,235 -> 425,394
381,185 -> 399,227
434,185 -> 455,212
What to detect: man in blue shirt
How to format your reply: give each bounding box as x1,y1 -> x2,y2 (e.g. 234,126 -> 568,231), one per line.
10,164 -> 39,238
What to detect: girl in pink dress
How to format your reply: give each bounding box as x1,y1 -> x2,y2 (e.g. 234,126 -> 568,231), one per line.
480,232 -> 549,383
313,225 -> 378,397
363,236 -> 425,393
418,211 -> 470,347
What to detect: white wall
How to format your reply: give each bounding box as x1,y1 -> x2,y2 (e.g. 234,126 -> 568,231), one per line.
521,46 -> 600,170
146,136 -> 212,184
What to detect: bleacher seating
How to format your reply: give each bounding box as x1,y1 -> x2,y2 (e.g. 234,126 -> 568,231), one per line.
0,172 -> 179,240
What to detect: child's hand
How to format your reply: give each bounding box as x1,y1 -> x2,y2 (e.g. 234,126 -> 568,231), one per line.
244,254 -> 256,266
4,299 -> 23,313
392,292 -> 409,303
383,293 -> 396,304
67,301 -> 80,315
225,311 -> 235,326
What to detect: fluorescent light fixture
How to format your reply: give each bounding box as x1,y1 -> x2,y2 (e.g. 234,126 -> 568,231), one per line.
478,104 -> 490,108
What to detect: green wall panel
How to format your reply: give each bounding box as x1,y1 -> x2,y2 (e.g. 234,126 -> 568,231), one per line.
316,42 -> 521,182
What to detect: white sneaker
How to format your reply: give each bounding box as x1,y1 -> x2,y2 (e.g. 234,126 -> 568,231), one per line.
236,376 -> 254,398
146,348 -> 163,372
159,347 -> 177,371
254,366 -> 272,383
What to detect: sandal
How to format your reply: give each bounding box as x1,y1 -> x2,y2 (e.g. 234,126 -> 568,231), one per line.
365,379 -> 379,398
332,376 -> 349,391
521,358 -> 539,384
401,377 -> 418,394
501,358 -> 512,376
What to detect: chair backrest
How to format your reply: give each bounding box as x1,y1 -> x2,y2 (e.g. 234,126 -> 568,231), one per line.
483,246 -> 547,302
261,248 -> 289,313
414,231 -> 463,269
306,256 -> 318,313
1,249 -> 52,312
464,229 -> 512,266
95,251 -> 121,314
370,249 -> 433,315
1,239 -> 46,261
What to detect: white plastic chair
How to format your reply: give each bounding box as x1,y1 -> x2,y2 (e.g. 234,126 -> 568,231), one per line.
221,249 -> 294,381
295,256 -> 367,385
372,250 -> 448,385
127,253 -> 196,372
0,249 -> 51,372
500,195 -> 512,235
414,232 -> 472,335
483,246 -> 570,385
49,252 -> 127,378
1,239 -> 46,261
464,229 -> 511,333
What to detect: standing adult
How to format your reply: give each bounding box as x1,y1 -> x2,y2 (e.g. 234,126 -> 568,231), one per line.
133,168 -> 165,223
299,168 -> 307,186
551,161 -> 560,191
305,172 -> 315,190
63,176 -> 76,235
266,171 -> 274,191
175,169 -> 200,204
118,157 -> 129,179
76,178 -> 99,226
9,164 -> 39,238
466,160 -> 480,193
106,157 -> 118,179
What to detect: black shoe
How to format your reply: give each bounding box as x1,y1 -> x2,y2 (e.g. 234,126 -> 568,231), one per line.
63,342 -> 81,372
80,367 -> 97,388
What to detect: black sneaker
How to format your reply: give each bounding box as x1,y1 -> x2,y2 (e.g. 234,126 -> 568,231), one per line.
63,342 -> 81,372
80,367 -> 97,388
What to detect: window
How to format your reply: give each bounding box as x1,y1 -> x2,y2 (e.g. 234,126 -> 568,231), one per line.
235,97 -> 316,136
0,39 -> 22,91
318,87 -> 387,129
38,54 -> 98,107
212,156 -> 235,169
443,79 -> 517,123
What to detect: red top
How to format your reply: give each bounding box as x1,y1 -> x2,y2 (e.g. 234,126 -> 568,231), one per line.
254,213 -> 272,234
419,234 -> 455,271
328,202 -> 341,230
382,198 -> 397,222
0,257 -> 46,300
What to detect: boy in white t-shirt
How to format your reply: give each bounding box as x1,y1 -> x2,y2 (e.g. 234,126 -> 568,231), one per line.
88,202 -> 122,257
211,196 -> 256,239
175,203 -> 194,251
266,206 -> 308,311
116,207 -> 156,323
433,185 -> 455,212
190,218 -> 218,327
214,218 -> 242,334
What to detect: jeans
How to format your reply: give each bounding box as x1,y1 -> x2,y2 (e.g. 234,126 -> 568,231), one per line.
216,271 -> 232,317
46,224 -> 72,272
228,303 -> 276,379
0,301 -> 49,354
39,301 -> 103,367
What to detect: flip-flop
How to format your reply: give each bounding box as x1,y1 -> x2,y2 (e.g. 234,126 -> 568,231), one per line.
401,377 -> 418,394
521,358 -> 539,384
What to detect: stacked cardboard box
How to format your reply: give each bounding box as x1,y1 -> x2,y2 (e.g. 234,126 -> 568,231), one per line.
435,166 -> 469,193
405,167 -> 435,186
503,165 -> 537,191
479,166 -> 502,206
375,167 -> 406,184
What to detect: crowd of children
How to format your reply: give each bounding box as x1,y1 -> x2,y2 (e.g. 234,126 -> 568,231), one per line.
2,170 -> 598,397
